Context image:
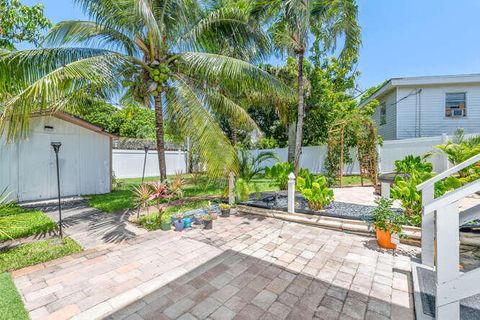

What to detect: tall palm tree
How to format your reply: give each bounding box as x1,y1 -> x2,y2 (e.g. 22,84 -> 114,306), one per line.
0,0 -> 290,180
252,0 -> 361,175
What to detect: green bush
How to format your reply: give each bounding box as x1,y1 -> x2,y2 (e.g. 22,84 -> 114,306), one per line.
236,178 -> 250,202
296,174 -> 333,210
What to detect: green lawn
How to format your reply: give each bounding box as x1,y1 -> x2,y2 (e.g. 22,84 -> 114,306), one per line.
0,237 -> 82,273
335,175 -> 373,187
0,273 -> 28,320
0,206 -> 57,242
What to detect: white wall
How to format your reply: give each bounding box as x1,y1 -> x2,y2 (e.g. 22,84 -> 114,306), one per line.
113,149 -> 187,178
397,84 -> 480,139
0,116 -> 111,202
373,89 -> 398,140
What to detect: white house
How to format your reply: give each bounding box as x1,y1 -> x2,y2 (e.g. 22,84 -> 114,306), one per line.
360,74 -> 480,140
0,112 -> 113,202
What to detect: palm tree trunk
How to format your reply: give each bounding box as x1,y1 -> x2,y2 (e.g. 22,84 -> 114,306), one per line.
287,120 -> 296,163
154,91 -> 167,181
231,120 -> 237,146
293,51 -> 305,175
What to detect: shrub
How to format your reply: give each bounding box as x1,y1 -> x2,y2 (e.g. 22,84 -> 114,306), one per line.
236,178 -> 250,202
297,174 -> 334,210
265,162 -> 294,190
238,148 -> 279,183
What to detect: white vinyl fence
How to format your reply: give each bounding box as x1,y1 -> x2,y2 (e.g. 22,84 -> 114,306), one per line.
113,149 -> 187,178
112,133 -> 473,178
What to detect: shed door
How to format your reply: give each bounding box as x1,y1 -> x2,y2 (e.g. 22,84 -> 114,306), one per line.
18,133 -> 53,201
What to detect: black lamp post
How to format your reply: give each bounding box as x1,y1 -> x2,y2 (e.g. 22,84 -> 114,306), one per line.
51,142 -> 63,239
141,145 -> 149,183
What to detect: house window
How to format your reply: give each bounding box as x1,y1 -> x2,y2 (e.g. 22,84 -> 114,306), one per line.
445,92 -> 466,117
380,103 -> 387,125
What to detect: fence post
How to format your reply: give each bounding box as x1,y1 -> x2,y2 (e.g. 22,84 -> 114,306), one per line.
228,172 -> 235,205
288,173 -> 296,214
377,144 -> 382,174
441,133 -> 450,171
421,185 -> 435,267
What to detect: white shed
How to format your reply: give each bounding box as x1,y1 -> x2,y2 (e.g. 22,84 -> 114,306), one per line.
0,112 -> 113,202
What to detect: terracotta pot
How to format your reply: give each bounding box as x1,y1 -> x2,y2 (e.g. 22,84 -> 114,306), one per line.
375,228 -> 397,249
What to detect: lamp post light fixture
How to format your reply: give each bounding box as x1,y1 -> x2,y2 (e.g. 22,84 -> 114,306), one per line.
51,142 -> 63,239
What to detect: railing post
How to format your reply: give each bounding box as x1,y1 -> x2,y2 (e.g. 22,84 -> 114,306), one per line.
421,185 -> 435,267
288,173 -> 296,214
228,172 -> 235,205
436,201 -> 460,319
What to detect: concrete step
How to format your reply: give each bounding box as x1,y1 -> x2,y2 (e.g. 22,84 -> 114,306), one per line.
412,262 -> 480,319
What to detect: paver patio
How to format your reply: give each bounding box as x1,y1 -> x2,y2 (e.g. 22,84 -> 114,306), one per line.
13,213 -> 419,320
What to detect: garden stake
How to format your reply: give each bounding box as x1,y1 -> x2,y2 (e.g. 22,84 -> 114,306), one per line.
51,142 -> 63,239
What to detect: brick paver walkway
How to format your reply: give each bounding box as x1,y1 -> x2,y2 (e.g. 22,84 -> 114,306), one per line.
13,213 -> 419,320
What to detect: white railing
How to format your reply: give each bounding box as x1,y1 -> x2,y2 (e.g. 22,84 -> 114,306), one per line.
431,179 -> 480,319
417,153 -> 480,319
417,153 -> 480,266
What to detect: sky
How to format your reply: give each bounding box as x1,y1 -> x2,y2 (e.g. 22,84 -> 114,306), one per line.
19,0 -> 480,91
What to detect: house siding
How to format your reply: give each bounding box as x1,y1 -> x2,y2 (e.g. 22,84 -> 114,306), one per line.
396,84 -> 480,139
372,89 -> 397,140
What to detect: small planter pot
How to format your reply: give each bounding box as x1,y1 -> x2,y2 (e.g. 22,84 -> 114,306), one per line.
376,228 -> 397,249
161,221 -> 171,231
220,209 -> 230,217
174,219 -> 184,232
203,220 -> 213,230
183,217 -> 192,229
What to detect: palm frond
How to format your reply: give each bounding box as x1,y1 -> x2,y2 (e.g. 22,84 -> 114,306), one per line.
44,20 -> 137,56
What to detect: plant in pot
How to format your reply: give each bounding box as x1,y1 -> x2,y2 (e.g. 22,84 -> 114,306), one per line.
369,197 -> 405,249
202,213 -> 213,230
173,213 -> 184,231
219,203 -> 231,217
183,214 -> 193,229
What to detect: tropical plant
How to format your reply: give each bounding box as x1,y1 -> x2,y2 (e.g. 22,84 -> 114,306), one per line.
252,0 -> 361,174
0,0 -> 291,180
170,171 -> 186,198
235,178 -> 250,202
148,181 -> 169,213
264,161 -> 294,190
394,154 -> 433,175
0,0 -> 51,50
132,183 -> 152,218
190,171 -> 203,186
296,174 -> 333,210
237,148 -> 279,183
368,197 -> 405,235
219,203 -> 231,210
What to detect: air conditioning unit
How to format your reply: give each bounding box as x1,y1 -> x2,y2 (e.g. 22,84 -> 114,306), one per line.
451,109 -> 465,117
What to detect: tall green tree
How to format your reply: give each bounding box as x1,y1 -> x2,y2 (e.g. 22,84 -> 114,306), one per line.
0,0 -> 289,180
0,0 -> 51,49
252,0 -> 361,174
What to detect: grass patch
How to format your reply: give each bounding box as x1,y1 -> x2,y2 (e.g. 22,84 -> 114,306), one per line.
334,175 -> 372,187
0,273 -> 28,320
138,200 -> 214,231
0,206 -> 57,242
0,237 -> 82,273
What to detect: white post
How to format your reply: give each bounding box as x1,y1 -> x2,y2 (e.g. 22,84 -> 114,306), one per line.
377,144 -> 382,174
380,182 -> 390,199
441,133 -> 450,171
421,185 -> 435,267
288,173 -> 296,214
228,172 -> 235,205
436,201 -> 460,320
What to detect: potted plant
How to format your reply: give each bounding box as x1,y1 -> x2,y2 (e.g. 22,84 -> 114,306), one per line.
369,197 -> 405,249
219,204 -> 231,217
202,213 -> 213,230
160,212 -> 171,231
173,213 -> 184,231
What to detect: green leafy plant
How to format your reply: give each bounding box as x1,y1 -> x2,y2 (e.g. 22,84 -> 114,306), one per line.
394,154 -> 433,174
202,213 -> 213,221
265,162 -> 294,190
219,203 -> 231,210
296,174 -> 333,210
132,184 -> 151,218
369,197 -> 405,235
238,148 -> 279,183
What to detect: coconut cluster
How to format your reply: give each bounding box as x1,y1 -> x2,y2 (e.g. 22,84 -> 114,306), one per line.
149,63 -> 171,97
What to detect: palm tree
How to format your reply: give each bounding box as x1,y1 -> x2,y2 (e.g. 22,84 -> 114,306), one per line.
252,0 -> 361,174
0,0 -> 290,180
